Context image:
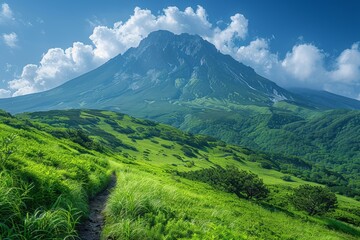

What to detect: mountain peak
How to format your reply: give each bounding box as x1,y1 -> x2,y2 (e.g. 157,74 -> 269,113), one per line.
144,30 -> 203,43
145,29 -> 176,40
130,30 -> 215,60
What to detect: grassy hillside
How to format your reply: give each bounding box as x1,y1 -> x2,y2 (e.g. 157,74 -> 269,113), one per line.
1,109 -> 360,239
159,100 -> 360,198
0,110 -> 112,239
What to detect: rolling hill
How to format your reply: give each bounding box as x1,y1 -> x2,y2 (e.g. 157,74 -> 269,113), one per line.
1,109 -> 360,239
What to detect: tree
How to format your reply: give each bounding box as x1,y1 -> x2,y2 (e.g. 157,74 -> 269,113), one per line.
291,184 -> 337,215
222,166 -> 269,199
177,166 -> 269,200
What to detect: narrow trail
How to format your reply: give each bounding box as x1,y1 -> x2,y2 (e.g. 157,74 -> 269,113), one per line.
77,174 -> 117,240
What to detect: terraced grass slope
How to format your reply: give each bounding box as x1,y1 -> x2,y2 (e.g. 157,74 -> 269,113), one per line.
1,109 -> 360,239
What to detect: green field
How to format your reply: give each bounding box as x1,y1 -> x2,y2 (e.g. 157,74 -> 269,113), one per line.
0,109 -> 359,239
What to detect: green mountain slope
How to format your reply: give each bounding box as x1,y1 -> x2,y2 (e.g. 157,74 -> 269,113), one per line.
176,104 -> 360,197
0,110 -> 112,239
0,108 -> 358,239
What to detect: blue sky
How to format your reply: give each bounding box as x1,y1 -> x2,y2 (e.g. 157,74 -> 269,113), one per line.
1,0 -> 360,99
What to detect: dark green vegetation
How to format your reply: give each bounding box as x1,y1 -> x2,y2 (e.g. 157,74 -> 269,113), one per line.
178,105 -> 360,199
291,185 -> 337,216
176,166 -> 269,199
0,108 -> 356,239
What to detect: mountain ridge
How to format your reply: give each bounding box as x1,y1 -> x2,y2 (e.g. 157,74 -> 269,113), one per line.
0,30 -> 302,113
288,88 -> 360,110
1,30 -> 360,114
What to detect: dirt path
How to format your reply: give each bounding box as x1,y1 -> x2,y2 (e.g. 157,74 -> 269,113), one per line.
77,174 -> 117,240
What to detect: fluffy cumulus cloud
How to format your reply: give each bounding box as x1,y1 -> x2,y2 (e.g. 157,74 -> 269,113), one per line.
280,44 -> 327,87
8,5 -> 247,96
89,6 -> 214,60
210,13 -> 248,54
230,34 -> 360,98
9,42 -> 99,96
235,39 -> 360,96
4,5 -> 360,99
278,43 -> 360,97
2,32 -> 18,48
236,38 -> 278,76
330,43 -> 360,83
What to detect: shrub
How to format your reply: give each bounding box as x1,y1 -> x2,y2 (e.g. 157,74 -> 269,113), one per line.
178,166 -> 269,200
260,162 -> 272,169
181,146 -> 197,158
281,175 -> 293,182
224,167 -> 269,199
290,184 -> 337,215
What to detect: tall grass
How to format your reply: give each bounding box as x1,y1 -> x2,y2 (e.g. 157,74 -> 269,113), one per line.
0,171 -> 25,239
102,172 -> 169,239
0,127 -> 111,239
21,208 -> 79,240
0,172 -> 83,239
102,168 -> 359,240
102,169 -> 246,239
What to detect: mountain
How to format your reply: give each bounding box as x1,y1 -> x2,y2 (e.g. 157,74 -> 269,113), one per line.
1,30 -> 360,198
0,30 -> 299,114
289,88 -> 360,110
1,31 -> 360,114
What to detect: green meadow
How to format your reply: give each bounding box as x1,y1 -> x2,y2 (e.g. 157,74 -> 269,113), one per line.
0,109 -> 359,239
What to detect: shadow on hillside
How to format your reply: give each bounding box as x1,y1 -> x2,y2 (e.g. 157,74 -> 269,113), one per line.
258,202 -> 296,217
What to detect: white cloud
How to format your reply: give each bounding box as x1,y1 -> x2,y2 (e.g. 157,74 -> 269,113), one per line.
230,37 -> 360,97
278,44 -> 327,88
9,64 -> 38,96
7,5 -> 248,97
234,40 -> 328,88
0,89 -> 11,98
210,13 -> 248,54
8,42 -> 99,94
234,39 -> 360,96
236,38 -> 278,76
330,43 -> 360,83
0,3 -> 13,23
3,5 -> 360,100
89,6 -> 215,60
3,32 -> 18,48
